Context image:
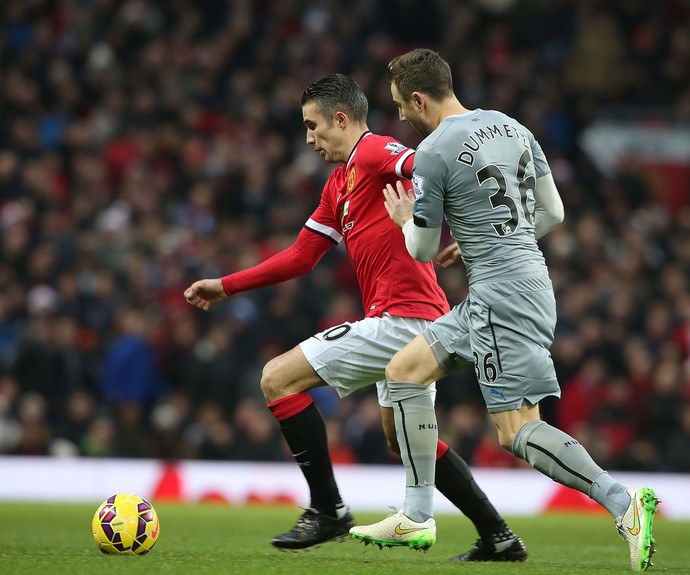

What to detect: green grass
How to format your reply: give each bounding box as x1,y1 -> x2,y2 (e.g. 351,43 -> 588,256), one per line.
0,502 -> 687,574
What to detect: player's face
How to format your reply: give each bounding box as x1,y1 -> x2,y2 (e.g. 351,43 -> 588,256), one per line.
390,83 -> 431,138
302,101 -> 347,163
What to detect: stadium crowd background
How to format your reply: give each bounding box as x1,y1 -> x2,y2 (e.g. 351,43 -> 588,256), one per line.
1,0 -> 689,474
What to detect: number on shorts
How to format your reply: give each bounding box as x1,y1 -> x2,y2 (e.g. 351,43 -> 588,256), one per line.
473,351 -> 498,382
322,324 -> 351,341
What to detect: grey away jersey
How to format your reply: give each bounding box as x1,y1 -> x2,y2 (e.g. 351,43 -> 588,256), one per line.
412,109 -> 551,284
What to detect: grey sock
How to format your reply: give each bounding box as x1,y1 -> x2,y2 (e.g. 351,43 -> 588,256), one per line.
589,472 -> 631,518
512,420 -> 607,496
389,381 -> 437,520
402,485 -> 434,523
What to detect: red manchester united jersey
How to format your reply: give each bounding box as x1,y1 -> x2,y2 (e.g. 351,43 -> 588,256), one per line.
305,133 -> 450,320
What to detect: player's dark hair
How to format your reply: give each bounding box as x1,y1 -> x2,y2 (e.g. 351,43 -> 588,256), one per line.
387,48 -> 454,103
301,73 -> 368,125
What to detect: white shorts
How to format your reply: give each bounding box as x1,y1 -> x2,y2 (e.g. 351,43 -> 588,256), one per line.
299,313 -> 437,408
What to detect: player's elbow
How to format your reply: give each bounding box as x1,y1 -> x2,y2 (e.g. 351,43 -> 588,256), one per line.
407,244 -> 435,264
544,206 -> 564,231
403,221 -> 441,262
535,173 -> 564,227
535,193 -> 565,238
551,201 -> 565,225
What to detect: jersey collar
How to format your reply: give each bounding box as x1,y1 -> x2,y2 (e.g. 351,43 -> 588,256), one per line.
346,131 -> 372,170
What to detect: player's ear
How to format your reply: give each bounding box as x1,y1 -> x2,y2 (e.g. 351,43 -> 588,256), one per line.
334,111 -> 347,128
412,92 -> 424,109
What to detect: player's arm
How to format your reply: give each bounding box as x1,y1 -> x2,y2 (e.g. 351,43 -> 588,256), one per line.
533,172 -> 564,239
383,181 -> 441,263
184,228 -> 333,311
398,151 -> 415,179
435,242 -> 461,268
401,153 -> 461,266
528,129 -> 564,240
402,220 -> 442,263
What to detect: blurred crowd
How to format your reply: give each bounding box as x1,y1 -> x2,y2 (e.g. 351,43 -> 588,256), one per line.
1,0 -> 690,473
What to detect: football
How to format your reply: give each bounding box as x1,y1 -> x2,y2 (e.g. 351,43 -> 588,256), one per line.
92,493 -> 160,555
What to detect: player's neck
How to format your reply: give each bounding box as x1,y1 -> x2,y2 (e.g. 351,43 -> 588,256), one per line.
436,97 -> 470,125
343,127 -> 369,161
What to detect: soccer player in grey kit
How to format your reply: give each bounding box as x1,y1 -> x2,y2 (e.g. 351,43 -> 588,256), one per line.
350,49 -> 659,573
185,73 -> 526,561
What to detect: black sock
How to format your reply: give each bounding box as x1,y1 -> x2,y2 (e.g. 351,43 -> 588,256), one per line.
435,447 -> 506,539
276,400 -> 342,516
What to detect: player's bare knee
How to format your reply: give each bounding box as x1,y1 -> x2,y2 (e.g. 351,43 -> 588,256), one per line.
492,417 -> 517,451
385,360 -> 409,383
498,431 -> 516,452
260,358 -> 283,401
496,426 -> 518,452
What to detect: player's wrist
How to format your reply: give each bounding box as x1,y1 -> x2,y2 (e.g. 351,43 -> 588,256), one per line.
220,275 -> 235,297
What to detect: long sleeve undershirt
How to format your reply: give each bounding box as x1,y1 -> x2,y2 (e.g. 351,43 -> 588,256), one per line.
221,228 -> 334,295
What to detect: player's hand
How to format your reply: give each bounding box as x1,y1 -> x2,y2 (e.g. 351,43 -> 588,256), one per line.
436,243 -> 462,268
184,279 -> 228,311
383,181 -> 415,228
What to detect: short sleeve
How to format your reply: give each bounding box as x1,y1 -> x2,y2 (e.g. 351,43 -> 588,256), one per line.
357,135 -> 415,180
410,147 -> 446,229
528,131 -> 551,179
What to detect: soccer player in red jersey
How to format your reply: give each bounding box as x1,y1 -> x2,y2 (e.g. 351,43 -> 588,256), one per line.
184,74 -> 526,560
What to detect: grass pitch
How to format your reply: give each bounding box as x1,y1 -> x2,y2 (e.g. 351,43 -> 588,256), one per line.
0,502 -> 688,574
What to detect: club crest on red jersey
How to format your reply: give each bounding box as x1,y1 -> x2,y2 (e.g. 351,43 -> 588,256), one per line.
347,167 -> 356,191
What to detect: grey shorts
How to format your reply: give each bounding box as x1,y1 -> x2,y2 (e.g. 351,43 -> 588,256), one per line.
300,313 -> 437,408
426,274 -> 560,413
